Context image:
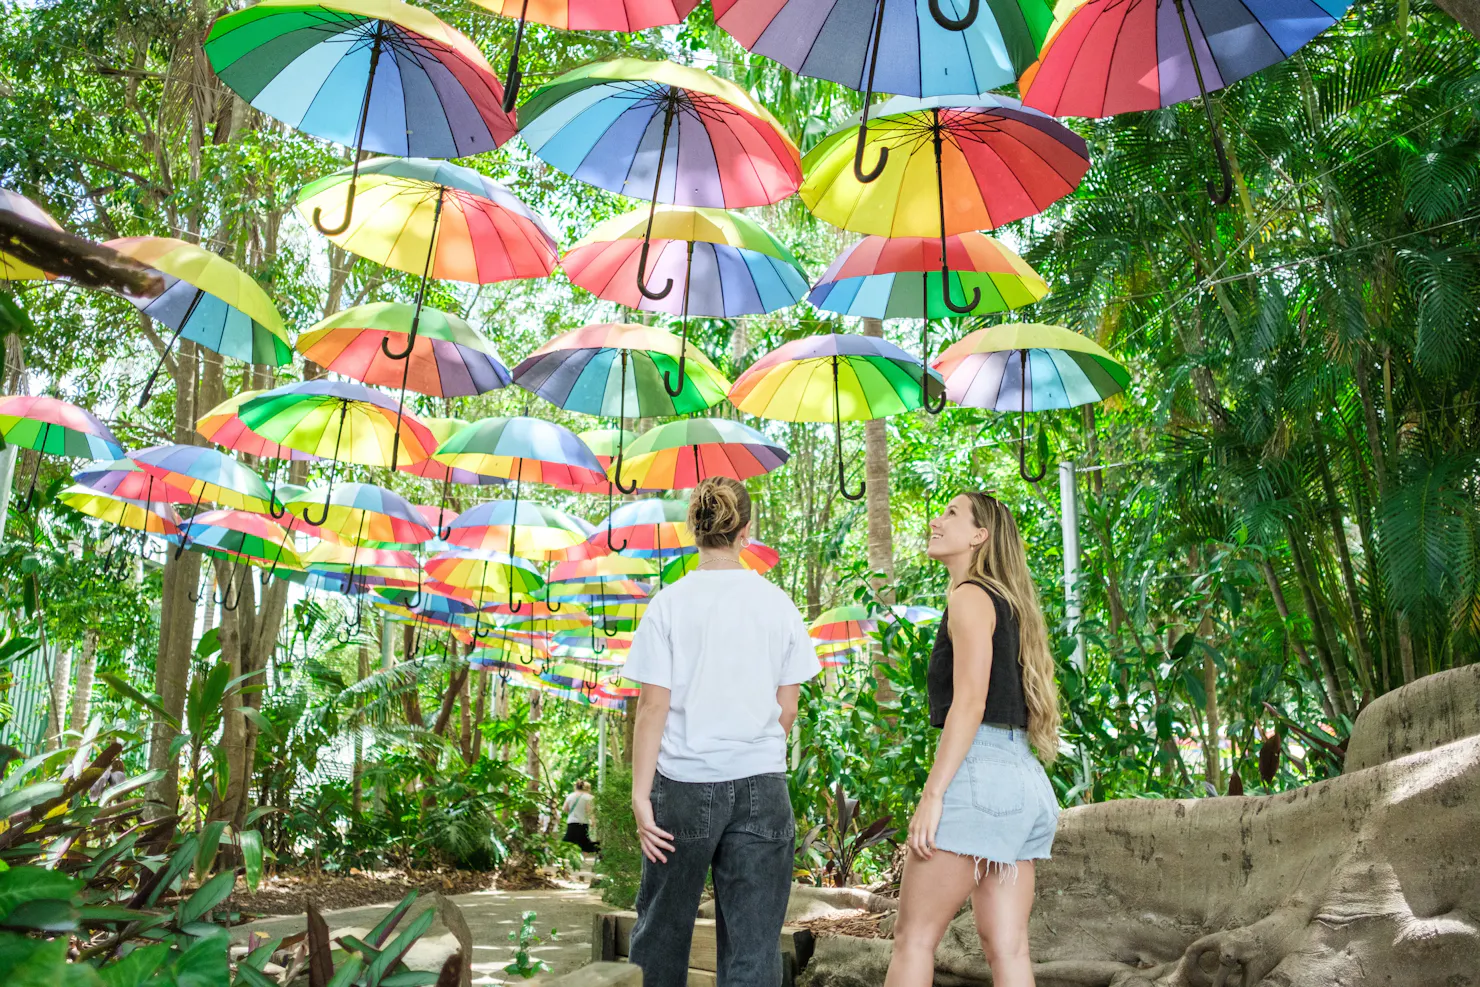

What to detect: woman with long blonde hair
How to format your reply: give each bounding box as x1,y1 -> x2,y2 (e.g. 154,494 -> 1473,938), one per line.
884,492 -> 1061,987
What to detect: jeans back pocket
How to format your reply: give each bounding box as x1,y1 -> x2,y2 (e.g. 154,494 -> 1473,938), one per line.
653,774 -> 715,842
967,749 -> 1026,817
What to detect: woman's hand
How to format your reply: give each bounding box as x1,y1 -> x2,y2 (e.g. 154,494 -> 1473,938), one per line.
907,791 -> 943,860
632,797 -> 676,864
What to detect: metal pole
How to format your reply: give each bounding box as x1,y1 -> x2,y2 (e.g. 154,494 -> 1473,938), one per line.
1059,460 -> 1085,671
380,611 -> 394,671
597,710 -> 608,792
0,445 -> 16,547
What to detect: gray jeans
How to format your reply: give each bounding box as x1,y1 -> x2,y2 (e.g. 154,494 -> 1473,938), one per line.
629,772 -> 795,987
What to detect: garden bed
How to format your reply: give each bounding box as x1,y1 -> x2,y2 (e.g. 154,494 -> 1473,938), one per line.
229,868 -> 503,914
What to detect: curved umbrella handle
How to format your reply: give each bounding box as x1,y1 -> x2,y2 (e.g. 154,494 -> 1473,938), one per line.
300,402 -> 348,528
17,421 -> 51,513
507,580 -> 524,615
605,483 -> 628,552
636,235 -> 674,302
940,266 -> 981,315
928,0 -> 977,31
1171,0 -> 1233,206
1205,128 -> 1234,206
662,243 -> 695,397
435,478 -> 453,541
382,191 -> 443,363
920,322 -> 947,416
637,99 -> 678,300
1017,348 -> 1047,483
221,563 -> 245,612
853,0 -> 890,185
612,353 -> 639,494
187,567 -> 206,604
501,0 -> 531,114
314,28 -> 383,237
267,458 -> 289,519
137,317 -> 190,409
833,355 -> 866,501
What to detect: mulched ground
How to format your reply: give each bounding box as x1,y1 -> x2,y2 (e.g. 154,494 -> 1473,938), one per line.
792,909 -> 892,940
229,866 -> 556,916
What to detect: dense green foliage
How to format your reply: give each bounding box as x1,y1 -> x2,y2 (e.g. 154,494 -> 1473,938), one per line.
0,0 -> 1476,911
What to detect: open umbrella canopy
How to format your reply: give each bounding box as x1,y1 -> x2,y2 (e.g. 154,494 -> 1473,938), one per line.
799,95 -> 1089,238
374,585 -> 480,616
564,206 -> 808,316
808,233 -> 1048,319
1,190 -> 63,280
550,555 -> 656,583
432,416 -> 606,490
106,236 -> 291,405
518,58 -> 801,209
238,379 -> 437,467
205,0 -> 516,160
932,322 -> 1130,411
424,548 -> 545,596
810,604 -> 877,641
284,481 -> 434,545
131,444 -> 274,513
298,303 -> 512,397
445,500 -> 594,556
660,540 -> 778,583
176,509 -> 303,568
730,333 -> 943,423
713,0 -> 1054,99
304,541 -> 421,578
548,579 -> 650,602
475,0 -> 698,30
617,417 -> 788,489
58,485 -> 181,536
295,157 -> 559,284
0,395 -> 124,460
197,390 -> 319,461
73,458 -> 194,504
396,417 -> 506,487
513,323 -> 731,418
597,498 -> 691,552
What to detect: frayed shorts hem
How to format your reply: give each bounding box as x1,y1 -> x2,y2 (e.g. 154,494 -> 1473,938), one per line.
930,844 -> 1053,885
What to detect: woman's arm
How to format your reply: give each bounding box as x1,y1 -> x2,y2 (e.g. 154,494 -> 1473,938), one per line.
631,684 -> 676,863
907,583 -> 996,860
777,683 -> 800,734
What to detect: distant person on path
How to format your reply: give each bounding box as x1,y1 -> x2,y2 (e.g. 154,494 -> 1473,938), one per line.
561,780 -> 599,853
885,493 -> 1062,987
624,477 -> 821,987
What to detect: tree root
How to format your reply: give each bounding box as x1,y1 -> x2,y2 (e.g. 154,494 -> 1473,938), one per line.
1172,901 -> 1315,987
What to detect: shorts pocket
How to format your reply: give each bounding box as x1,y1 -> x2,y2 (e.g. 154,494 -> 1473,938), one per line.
653,774 -> 714,842
967,749 -> 1026,817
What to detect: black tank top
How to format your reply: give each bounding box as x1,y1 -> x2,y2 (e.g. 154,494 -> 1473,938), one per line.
927,581 -> 1028,729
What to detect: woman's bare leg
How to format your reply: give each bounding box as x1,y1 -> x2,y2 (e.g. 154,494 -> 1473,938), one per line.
883,850 -> 980,987
971,860 -> 1037,987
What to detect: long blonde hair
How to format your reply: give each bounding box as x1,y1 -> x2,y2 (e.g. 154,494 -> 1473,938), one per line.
962,492 -> 1061,763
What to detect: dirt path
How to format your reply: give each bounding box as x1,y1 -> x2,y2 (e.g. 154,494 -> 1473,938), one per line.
233,881 -> 610,985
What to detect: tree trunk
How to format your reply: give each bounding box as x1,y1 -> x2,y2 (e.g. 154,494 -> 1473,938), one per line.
524,691 -> 544,833
471,673 -> 489,761
69,629 -> 98,733
458,670 -> 473,763
353,636 -> 369,816
860,318 -> 895,599
1315,438 -> 1375,703
400,625 -> 424,727
1432,0 -> 1480,36
46,644 -> 71,751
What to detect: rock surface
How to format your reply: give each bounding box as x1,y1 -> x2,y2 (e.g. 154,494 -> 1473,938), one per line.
802,669 -> 1480,987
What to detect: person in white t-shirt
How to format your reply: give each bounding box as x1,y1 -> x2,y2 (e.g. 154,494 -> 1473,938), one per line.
623,477 -> 821,987
561,780 -> 598,853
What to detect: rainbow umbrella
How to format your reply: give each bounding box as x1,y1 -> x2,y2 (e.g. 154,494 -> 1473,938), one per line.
205,0 -> 515,235
105,237 -> 291,407
0,396 -> 125,512
540,661 -> 601,690
446,501 -> 593,558
175,509 -> 303,608
1,190 -> 63,280
307,540 -> 423,633
296,157 -> 557,465
1019,0 -> 1355,204
512,323 -> 731,509
564,428 -> 644,496
881,604 -> 943,625
129,445 -> 275,558
284,481 -> 433,546
715,0 -> 1055,186
933,322 -> 1130,481
237,380 -> 437,524
425,548 -> 545,640
617,418 -> 788,490
563,206 -> 806,395
73,458 -> 194,504
473,0 -> 699,110
58,484 -> 180,578
800,95 -> 1086,328
660,540 -> 778,584
433,416 -> 603,609
810,604 -> 877,642
729,333 -> 943,500
519,58 -> 799,313
298,302 -> 512,397
196,389 -> 320,517
550,555 -> 655,584
397,416 -> 505,540
596,497 -> 691,561
809,233 -> 1048,412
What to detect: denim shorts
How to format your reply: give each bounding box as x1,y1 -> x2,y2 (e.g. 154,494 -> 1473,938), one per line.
933,724 -> 1060,875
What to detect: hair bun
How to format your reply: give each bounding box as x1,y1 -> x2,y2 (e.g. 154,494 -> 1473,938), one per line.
687,477 -> 752,548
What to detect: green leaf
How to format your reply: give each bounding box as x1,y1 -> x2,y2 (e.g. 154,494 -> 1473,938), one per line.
195,627 -> 222,659
143,837 -> 198,908
3,898 -> 79,932
171,929 -> 231,987
236,707 -> 279,743
239,829 -> 264,892
98,673 -> 178,730
233,968 -> 279,987
1170,632 -> 1197,660
366,891 -> 417,948
195,820 -> 228,881
0,781 -> 64,820
366,907 -> 435,986
177,870 -> 236,927
96,942 -> 169,987
0,867 -> 81,923
378,974 -> 440,987
325,955 -> 366,987
99,770 -> 163,806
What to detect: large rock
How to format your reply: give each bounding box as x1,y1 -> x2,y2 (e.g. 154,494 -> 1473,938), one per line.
803,669 -> 1480,987
1345,663 -> 1480,772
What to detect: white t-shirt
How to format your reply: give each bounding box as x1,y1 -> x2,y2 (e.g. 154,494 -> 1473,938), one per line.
622,569 -> 821,783
564,791 -> 593,824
